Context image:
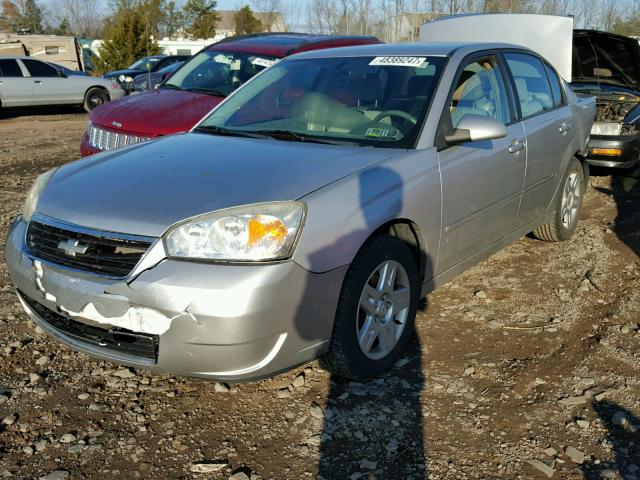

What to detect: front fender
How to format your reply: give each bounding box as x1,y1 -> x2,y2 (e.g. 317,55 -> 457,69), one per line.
293,148 -> 442,274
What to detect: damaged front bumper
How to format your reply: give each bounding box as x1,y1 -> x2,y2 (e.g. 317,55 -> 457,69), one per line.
5,216 -> 347,381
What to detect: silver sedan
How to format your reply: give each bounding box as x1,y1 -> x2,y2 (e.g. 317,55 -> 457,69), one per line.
6,43 -> 595,381
0,57 -> 124,112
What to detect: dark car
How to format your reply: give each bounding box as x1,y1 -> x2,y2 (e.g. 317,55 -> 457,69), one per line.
132,60 -> 184,92
572,30 -> 640,169
82,33 -> 381,156
103,55 -> 190,94
46,62 -> 89,76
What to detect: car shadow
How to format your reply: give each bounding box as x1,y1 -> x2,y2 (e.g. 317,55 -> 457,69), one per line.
580,401 -> 640,479
593,166 -> 640,257
0,105 -> 85,119
293,165 -> 431,479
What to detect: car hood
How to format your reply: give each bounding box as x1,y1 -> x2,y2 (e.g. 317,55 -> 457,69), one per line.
37,133 -> 399,238
89,89 -> 223,136
573,30 -> 640,91
103,68 -> 145,79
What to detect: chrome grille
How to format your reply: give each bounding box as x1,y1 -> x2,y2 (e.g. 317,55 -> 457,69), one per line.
87,124 -> 150,152
26,220 -> 154,278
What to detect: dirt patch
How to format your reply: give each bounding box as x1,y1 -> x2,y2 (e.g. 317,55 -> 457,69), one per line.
0,112 -> 639,479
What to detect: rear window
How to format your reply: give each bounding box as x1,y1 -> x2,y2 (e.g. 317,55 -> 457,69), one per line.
504,52 -> 555,119
544,63 -> 563,107
23,59 -> 58,77
0,59 -> 23,77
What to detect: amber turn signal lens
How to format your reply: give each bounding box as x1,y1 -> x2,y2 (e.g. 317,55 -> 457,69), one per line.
248,216 -> 287,247
591,148 -> 623,156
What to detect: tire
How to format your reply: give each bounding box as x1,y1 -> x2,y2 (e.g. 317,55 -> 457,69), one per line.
533,158 -> 585,242
323,235 -> 419,380
83,87 -> 109,112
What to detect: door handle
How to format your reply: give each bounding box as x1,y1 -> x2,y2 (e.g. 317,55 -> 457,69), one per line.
34,80 -> 42,84
508,139 -> 526,154
558,122 -> 572,134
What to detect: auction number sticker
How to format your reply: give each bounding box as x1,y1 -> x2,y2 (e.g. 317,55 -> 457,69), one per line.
369,56 -> 428,67
252,57 -> 277,68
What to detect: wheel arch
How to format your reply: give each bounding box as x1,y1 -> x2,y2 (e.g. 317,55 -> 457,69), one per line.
573,149 -> 590,186
84,85 -> 110,101
364,218 -> 432,286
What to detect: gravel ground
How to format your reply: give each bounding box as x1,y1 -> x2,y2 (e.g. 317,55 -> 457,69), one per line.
0,110 -> 639,480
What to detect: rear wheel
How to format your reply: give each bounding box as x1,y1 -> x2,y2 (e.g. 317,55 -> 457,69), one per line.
323,235 -> 419,380
533,158 -> 585,241
83,88 -> 108,112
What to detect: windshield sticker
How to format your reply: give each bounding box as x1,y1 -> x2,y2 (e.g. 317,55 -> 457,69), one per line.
369,56 -> 428,68
214,54 -> 232,64
365,127 -> 398,139
230,60 -> 241,71
251,57 -> 277,68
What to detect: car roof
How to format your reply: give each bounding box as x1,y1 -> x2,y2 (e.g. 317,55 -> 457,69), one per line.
287,41 -> 529,60
209,32 -> 380,58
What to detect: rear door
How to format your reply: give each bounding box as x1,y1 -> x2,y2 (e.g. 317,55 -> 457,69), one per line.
502,52 -> 574,227
0,58 -> 33,106
436,53 -> 526,273
21,59 -> 78,105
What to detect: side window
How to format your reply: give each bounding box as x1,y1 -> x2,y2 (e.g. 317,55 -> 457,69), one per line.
504,53 -> 555,118
449,56 -> 511,129
544,63 -> 563,107
22,59 -> 58,78
0,59 -> 24,77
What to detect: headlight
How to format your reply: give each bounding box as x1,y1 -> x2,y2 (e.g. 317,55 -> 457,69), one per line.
118,74 -> 125,82
164,202 -> 305,261
124,76 -> 134,83
591,122 -> 622,136
23,168 -> 57,222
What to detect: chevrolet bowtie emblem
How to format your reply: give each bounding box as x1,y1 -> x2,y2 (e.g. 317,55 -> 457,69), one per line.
57,239 -> 89,257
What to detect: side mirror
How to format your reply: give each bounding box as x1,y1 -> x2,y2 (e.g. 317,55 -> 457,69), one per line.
445,114 -> 507,145
57,70 -> 67,78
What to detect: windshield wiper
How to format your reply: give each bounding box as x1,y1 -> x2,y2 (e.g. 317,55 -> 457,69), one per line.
161,83 -> 183,91
184,87 -> 228,97
250,129 -> 358,145
193,125 -> 269,139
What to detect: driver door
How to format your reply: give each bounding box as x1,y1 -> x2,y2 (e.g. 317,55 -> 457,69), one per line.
436,54 -> 526,273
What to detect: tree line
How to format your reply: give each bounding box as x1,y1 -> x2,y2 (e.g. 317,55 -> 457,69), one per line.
2,0 -> 639,41
0,0 -> 271,39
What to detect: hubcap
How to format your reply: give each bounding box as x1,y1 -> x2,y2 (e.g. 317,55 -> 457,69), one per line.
356,260 -> 411,360
560,172 -> 581,228
90,94 -> 104,108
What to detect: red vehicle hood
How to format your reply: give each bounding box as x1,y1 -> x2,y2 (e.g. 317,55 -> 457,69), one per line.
89,89 -> 223,136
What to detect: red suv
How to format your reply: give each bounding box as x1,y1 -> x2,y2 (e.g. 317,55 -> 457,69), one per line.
81,33 -> 380,156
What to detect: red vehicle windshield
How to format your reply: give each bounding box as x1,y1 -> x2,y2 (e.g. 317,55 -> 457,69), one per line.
163,50 -> 279,97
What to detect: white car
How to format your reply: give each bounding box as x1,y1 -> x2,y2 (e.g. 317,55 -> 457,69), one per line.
0,57 -> 124,112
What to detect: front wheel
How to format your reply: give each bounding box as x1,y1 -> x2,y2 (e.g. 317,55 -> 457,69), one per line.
533,158 -> 585,242
323,235 -> 419,380
83,88 -> 109,112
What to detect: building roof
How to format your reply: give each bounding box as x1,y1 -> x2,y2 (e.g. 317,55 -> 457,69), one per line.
216,10 -> 285,33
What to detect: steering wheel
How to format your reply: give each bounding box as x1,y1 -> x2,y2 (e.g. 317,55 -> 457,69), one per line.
373,110 -> 417,125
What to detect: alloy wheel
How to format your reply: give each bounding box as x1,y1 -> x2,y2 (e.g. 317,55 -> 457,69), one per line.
356,260 -> 411,360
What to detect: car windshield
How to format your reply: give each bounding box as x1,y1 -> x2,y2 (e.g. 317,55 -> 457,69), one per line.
197,55 -> 447,148
164,50 -> 279,97
129,57 -> 162,70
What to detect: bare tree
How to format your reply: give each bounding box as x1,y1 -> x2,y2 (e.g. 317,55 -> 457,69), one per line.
250,0 -> 286,31
50,0 -> 103,37
600,0 -> 620,31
